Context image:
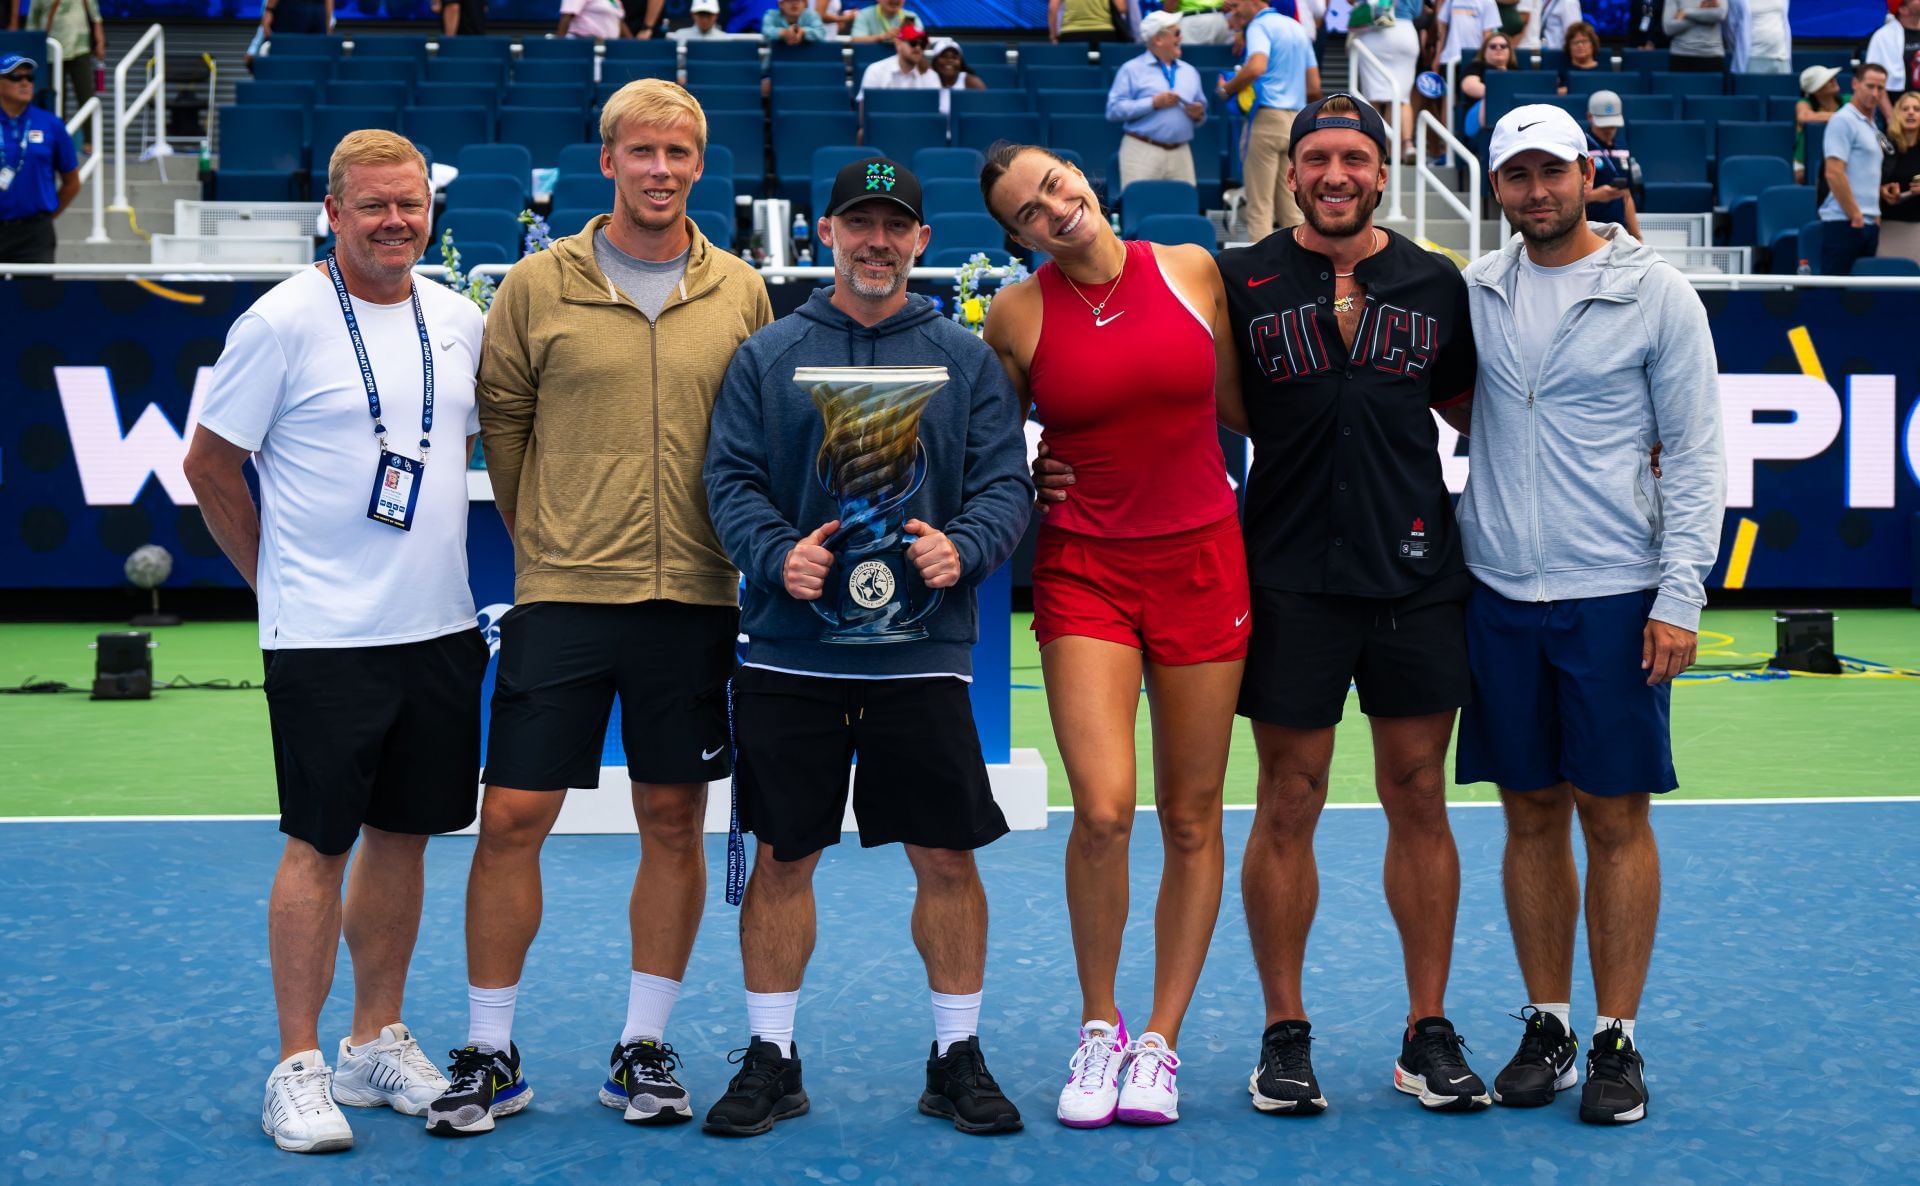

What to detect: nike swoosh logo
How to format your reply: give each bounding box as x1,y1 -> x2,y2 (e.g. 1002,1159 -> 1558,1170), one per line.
1234,612 -> 1250,627
1247,274 -> 1283,288
439,339 -> 455,350
1277,1078 -> 1311,1087
1095,310 -> 1125,326
1517,121 -> 1544,132
1449,1075 -> 1474,1085
701,745 -> 725,761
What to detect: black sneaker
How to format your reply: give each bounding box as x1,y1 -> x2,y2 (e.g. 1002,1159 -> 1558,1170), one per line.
1580,1024 -> 1649,1124
425,1043 -> 533,1136
1393,1016 -> 1491,1111
702,1038 -> 808,1137
1249,1020 -> 1327,1115
919,1036 -> 1023,1135
1492,1007 -> 1579,1107
599,1038 -> 693,1125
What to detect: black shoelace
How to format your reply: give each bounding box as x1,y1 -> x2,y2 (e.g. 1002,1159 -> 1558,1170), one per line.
1508,1006 -> 1557,1063
1588,1026 -> 1635,1083
445,1046 -> 499,1092
619,1040 -> 684,1087
1263,1026 -> 1314,1078
724,1044 -> 783,1095
942,1043 -> 1002,1094
1413,1026 -> 1475,1077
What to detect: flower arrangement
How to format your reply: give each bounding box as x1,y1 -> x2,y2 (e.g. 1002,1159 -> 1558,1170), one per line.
951,252 -> 1030,337
439,209 -> 554,313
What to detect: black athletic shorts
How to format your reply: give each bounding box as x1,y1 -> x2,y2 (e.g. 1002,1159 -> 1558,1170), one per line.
263,628 -> 488,856
730,666 -> 1009,860
482,600 -> 738,790
1236,571 -> 1472,729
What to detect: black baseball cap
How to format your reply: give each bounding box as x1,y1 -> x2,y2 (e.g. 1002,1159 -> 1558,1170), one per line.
1288,93 -> 1391,159
825,157 -> 924,223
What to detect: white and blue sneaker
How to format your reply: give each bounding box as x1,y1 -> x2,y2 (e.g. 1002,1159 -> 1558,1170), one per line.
262,1049 -> 353,1154
425,1042 -> 534,1136
599,1038 -> 693,1124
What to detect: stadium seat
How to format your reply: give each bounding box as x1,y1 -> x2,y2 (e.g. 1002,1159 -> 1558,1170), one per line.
776,85 -> 854,114
1852,257 -> 1920,277
688,62 -> 762,91
1043,114 -> 1120,191
445,172 -> 527,212
864,89 -> 944,116
1531,48 -> 1568,72
550,173 -> 614,211
954,39 -> 1009,64
329,81 -> 410,110
851,42 -> 894,71
215,105 -> 310,200
922,178 -> 987,220
1131,213 -> 1216,248
1649,71 -> 1725,97
1565,71 -> 1647,97
1632,120 -> 1709,182
1756,183 -> 1815,268
517,38 -> 594,64
705,110 -> 767,196
692,85 -> 764,113
348,36 -> 430,63
1180,45 -> 1234,72
1023,65 -> 1108,94
1619,48 -> 1670,74
691,172 -> 737,216
1720,155 -> 1793,242
924,246 -> 1021,267
1766,95 -> 1801,123
235,80 -> 316,107
1117,179 -> 1198,231
967,63 -> 1019,90
809,145 -> 877,220
766,40 -> 845,65
1033,88 -> 1108,117
265,33 -> 343,58
497,107 -> 594,168
438,208 -> 522,263
456,143 -> 535,184
775,114 -> 860,204
685,39 -> 761,63
556,142 -> 605,178
309,105 -> 402,195
1642,181 -> 1714,213
433,36 -> 512,63
602,60 -> 679,87
425,59 -> 507,86
1018,42 -> 1094,68
514,61 -> 594,88
546,206 -> 600,237
603,39 -> 677,64
1513,92 -> 1585,122
1793,219 -> 1825,271
772,62 -> 848,91
692,207 -> 735,249
1717,121 -> 1794,164
929,212 -> 1007,255
950,90 -> 1035,117
1791,48 -> 1847,74
404,105 -> 491,166
864,113 -> 947,153
1684,95 -> 1764,127
1731,72 -> 1800,99
507,82 -> 593,111
335,58 -> 421,84
253,56 -> 334,84
1621,94 -> 1678,121
957,111 -> 1040,153
913,146 -> 985,180
1187,109 -> 1228,209
1483,71 -> 1560,125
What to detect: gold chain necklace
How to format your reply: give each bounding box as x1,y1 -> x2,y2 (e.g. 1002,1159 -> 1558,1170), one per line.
1332,229 -> 1384,314
1059,241 -> 1128,321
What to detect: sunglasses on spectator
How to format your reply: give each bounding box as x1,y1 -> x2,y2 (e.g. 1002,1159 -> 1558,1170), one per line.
4,72 -> 35,82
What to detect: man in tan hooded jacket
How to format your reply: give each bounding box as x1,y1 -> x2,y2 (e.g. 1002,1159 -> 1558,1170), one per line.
427,79 -> 773,1138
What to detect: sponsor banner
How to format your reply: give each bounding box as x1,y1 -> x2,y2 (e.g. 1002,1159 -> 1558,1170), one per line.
86,0 -> 1048,30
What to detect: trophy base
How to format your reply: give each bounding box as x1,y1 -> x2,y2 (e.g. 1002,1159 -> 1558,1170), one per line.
819,623 -> 931,645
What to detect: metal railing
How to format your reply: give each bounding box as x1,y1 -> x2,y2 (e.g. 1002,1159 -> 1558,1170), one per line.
45,36 -> 64,117
111,23 -> 171,214
1441,57 -> 1456,168
64,96 -> 110,244
1345,34 -> 1405,223
1412,109 -> 1480,259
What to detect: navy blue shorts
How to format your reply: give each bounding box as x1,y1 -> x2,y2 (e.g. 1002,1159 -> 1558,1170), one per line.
1455,582 -> 1677,797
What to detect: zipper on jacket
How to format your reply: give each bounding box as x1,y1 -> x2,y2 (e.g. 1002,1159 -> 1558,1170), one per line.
650,316 -> 662,592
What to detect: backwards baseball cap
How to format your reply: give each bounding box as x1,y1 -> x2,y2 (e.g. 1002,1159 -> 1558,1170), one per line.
1,53 -> 37,76
690,0 -> 719,13
1799,64 -> 1841,96
826,157 -> 924,222
1287,93 -> 1391,159
1489,103 -> 1589,171
1587,89 -> 1624,129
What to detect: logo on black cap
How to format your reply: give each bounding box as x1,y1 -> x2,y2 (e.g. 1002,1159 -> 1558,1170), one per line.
866,163 -> 897,192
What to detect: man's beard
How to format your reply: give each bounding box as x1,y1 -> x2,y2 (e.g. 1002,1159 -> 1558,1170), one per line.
1514,195 -> 1586,250
837,250 -> 909,299
1295,182 -> 1382,239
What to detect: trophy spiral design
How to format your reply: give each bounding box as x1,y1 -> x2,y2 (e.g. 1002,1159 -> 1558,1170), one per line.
796,365 -> 950,644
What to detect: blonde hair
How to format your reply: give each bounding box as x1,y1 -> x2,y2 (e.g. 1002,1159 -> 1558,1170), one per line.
599,78 -> 708,153
327,129 -> 429,203
1894,90 -> 1920,153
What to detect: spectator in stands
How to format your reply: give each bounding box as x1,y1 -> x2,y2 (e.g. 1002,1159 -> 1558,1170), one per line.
1661,0 -> 1727,74
1820,62 -> 1888,275
852,0 -> 923,43
816,0 -> 857,36
559,0 -> 630,39
1529,0 -> 1583,59
1878,89 -> 1920,260
0,52 -> 80,263
928,36 -> 986,114
1584,89 -> 1642,238
1557,20 -> 1601,92
1435,0 -> 1500,70
669,0 -> 728,41
1797,64 -> 1844,183
1459,28 -> 1512,137
1176,0 -> 1236,47
1109,10 -> 1208,188
1348,0 -> 1421,163
1051,0 -> 1125,47
1628,0 -> 1671,47
262,0 -> 333,37
763,0 -> 827,43
1726,0 -> 1790,75
438,0 -> 488,36
16,0 -> 105,122
1220,0 -> 1319,240
857,22 -> 937,104
1865,0 -> 1920,122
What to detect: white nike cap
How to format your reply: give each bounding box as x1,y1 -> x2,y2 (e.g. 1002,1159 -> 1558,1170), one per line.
1489,104 -> 1590,172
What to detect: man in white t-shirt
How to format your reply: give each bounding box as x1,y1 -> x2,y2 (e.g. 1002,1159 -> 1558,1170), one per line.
1436,0 -> 1500,66
184,129 -> 487,1156
856,21 -> 940,103
558,0 -> 629,39
1866,0 -> 1920,120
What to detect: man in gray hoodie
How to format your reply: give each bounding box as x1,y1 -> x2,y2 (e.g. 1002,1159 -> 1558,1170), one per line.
1456,105 -> 1726,1127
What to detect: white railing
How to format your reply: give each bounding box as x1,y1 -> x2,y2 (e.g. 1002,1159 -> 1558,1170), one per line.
1412,109 -> 1480,259
1345,34 -> 1405,223
1442,56 -> 1456,168
45,36 -> 64,117
64,96 -> 109,244
111,23 -> 171,213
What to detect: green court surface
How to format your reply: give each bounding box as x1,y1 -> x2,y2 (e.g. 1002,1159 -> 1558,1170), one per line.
1,609 -> 1915,817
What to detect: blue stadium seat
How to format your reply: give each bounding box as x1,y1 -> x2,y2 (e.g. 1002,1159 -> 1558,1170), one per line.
1755,184 -> 1813,269
773,62 -> 848,91
1118,179 -> 1198,233
1131,213 -> 1215,248
864,89 -> 944,116
1180,45 -> 1234,72
438,208 -> 523,263
1043,114 -> 1120,191
1641,181 -> 1714,213
1732,72 -> 1800,99
433,36 -> 512,62
967,63 -> 1019,90
1620,94 -> 1678,121
235,80 -> 316,107
1791,49 -> 1847,74
550,173 -> 614,211
685,39 -> 761,63
1803,120 -> 1826,181
456,143 -> 535,183
0,31 -> 46,74
1720,155 -> 1793,241
446,172 -> 528,211
1795,218 -> 1824,271
1620,48 -> 1670,74
810,145 -> 875,196
425,59 -> 507,86
692,207 -> 735,249
1017,43 -> 1094,68
1565,71 -> 1647,97
329,81 -> 410,110
1631,120 -> 1709,182
1767,95 -> 1801,123
924,246 -> 1021,267
1718,121 -> 1793,164
413,83 -> 499,117
349,36 -> 430,63
309,105 -> 402,195
929,212 -> 1006,255
912,146 -> 985,180
404,106 -> 490,166
254,56 -> 334,84
688,62 -> 762,91
507,82 -> 593,111
1531,48 -> 1568,72
603,39 -> 677,64
692,84 -> 764,113
950,90 -> 1034,117
514,60 -> 594,88
1684,95 -> 1763,127
556,142 -> 604,177
775,85 -> 853,114
1483,71 -> 1560,126
954,40 -> 1010,65
864,113 -> 947,153
1023,65 -> 1108,94
497,107 -> 594,168
265,33 -> 343,58
1513,92 -> 1585,122
851,42 -> 894,71
771,119 -> 857,208
518,37 -> 595,63
602,60 -> 679,87
692,172 -> 737,216
546,206 -> 600,237
705,110 -> 767,196
1098,42 -> 1145,66
1853,257 -> 1920,277
922,177 -> 986,220
1034,88 -> 1108,117
957,112 -> 1040,153
1187,108 -> 1228,208
215,105 -> 309,200
1649,71 -> 1725,97
334,58 -> 420,83
766,40 -> 846,65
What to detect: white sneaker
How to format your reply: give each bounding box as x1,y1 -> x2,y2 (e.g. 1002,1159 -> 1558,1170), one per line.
261,1049 -> 353,1154
1116,1032 -> 1181,1124
333,1022 -> 451,1117
1056,1017 -> 1129,1128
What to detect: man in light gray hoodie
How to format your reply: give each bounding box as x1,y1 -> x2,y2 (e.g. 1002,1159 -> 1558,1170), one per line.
1454,105 -> 1725,1128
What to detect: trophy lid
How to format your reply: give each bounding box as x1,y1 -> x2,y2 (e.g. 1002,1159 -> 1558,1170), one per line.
793,366 -> 950,385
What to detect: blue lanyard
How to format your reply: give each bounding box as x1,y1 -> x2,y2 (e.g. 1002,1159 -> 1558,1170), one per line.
1158,61 -> 1179,92
324,252 -> 435,463
3,110 -> 30,174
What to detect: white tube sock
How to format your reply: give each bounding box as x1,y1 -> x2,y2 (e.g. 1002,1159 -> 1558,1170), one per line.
1534,1002 -> 1572,1032
467,983 -> 518,1052
1595,1015 -> 1636,1043
746,990 -> 799,1057
930,990 -> 982,1056
622,971 -> 683,1044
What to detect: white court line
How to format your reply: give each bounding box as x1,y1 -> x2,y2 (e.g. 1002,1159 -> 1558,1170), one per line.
5,796 -> 1918,825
